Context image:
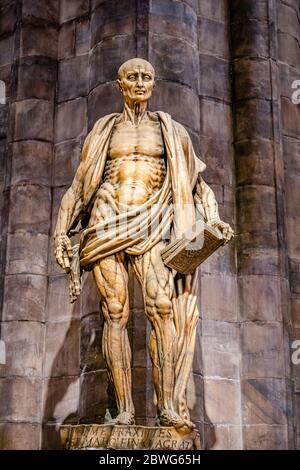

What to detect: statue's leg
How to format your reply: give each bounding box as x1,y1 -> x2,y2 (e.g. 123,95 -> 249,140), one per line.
132,243 -> 193,430
93,252 -> 134,425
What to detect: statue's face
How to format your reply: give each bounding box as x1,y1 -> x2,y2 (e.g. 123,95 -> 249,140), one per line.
117,59 -> 155,105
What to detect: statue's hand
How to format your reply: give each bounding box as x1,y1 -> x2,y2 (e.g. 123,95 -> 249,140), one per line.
211,220 -> 234,243
54,234 -> 73,272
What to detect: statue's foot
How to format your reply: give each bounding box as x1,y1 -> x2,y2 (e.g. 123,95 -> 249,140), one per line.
159,408 -> 195,431
107,411 -> 135,426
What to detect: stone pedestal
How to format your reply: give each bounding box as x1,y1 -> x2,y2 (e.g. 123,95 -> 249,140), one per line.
60,424 -> 201,450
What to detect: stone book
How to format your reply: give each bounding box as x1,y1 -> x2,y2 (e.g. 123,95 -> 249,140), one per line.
161,222 -> 224,274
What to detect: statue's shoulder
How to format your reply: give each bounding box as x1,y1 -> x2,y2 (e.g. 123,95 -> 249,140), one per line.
156,111 -> 189,138
92,113 -> 120,133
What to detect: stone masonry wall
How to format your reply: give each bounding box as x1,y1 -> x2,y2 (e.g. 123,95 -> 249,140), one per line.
0,0 -> 299,449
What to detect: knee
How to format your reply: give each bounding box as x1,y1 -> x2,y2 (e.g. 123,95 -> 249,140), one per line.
155,294 -> 172,317
106,299 -> 124,322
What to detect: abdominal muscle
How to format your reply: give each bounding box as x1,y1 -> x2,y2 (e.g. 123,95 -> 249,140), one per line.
103,155 -> 166,205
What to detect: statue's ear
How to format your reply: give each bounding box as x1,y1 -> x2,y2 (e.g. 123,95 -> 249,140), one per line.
116,79 -> 122,92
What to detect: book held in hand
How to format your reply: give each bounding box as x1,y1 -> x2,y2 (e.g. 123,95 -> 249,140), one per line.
161,221 -> 225,274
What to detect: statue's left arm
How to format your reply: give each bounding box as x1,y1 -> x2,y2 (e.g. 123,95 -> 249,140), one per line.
194,176 -> 234,242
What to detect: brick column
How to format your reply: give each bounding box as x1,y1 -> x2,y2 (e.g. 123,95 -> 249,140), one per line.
0,0 -> 59,449
197,1 -> 241,449
277,0 -> 300,449
230,0 -> 293,449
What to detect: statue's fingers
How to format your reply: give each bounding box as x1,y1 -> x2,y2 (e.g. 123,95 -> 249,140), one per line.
63,252 -> 70,272
65,239 -> 73,259
55,248 -> 65,268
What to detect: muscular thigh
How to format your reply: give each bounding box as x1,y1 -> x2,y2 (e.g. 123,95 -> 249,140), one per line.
93,252 -> 129,322
131,242 -> 174,316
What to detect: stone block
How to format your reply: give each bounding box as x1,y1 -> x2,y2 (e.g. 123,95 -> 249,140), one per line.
128,271 -> 145,311
236,239 -> 280,276
243,424 -> 288,449
14,99 -> 54,142
2,273 -> 47,322
58,21 -> 76,60
80,312 -> 105,373
230,0 -> 268,23
192,322 -> 203,375
279,62 -> 299,100
76,17 -> 91,55
20,24 -> 58,59
235,138 -> 275,187
6,232 -> 49,275
289,259 -> 300,295
237,185 -> 277,233
44,319 -> 80,378
240,322 -> 285,379
9,184 -> 51,234
150,81 -> 200,132
235,99 -> 273,141
149,34 -> 199,91
291,296 -> 300,328
281,96 -> 300,138
231,20 -> 269,59
149,0 -> 198,45
91,0 -> 136,47
204,378 -> 240,425
60,0 -> 90,23
198,0 -> 227,22
184,375 -> 203,425
201,320 -> 239,379
199,54 -> 230,102
0,423 -> 40,450
233,58 -> 271,101
199,137 -> 234,192
131,309 -> 148,368
11,140 -> 52,186
0,320 -> 44,378
201,239 -> 236,276
0,2 -> 17,37
200,98 -> 232,141
17,57 -> 57,101
22,0 -> 59,23
278,2 -> 300,42
81,271 -> 100,315
201,274 -> 237,322
132,366 -> 148,418
198,17 -> 229,59
89,36 -> 136,89
47,274 -> 80,322
0,377 -> 42,422
238,275 -> 281,322
87,82 -> 123,128
242,378 -> 289,425
0,35 -> 14,67
55,97 -> 87,142
79,370 -> 108,423
283,137 -> 300,178
287,216 -> 300,261
41,423 -> 62,449
278,31 -> 300,68
58,55 -> 89,102
43,376 -> 80,423
204,424 -> 242,450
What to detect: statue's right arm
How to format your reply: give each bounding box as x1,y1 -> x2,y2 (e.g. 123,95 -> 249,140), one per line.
54,132 -> 91,271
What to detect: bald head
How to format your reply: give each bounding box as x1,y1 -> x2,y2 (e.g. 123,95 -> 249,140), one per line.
117,58 -> 155,80
116,58 -> 155,106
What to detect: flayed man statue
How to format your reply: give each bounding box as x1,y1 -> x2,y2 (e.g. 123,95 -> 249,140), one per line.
54,58 -> 233,435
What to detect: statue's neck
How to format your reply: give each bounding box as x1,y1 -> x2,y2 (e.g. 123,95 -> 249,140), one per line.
122,102 -> 148,125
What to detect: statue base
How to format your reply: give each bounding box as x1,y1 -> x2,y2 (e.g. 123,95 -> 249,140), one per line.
60,424 -> 201,450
